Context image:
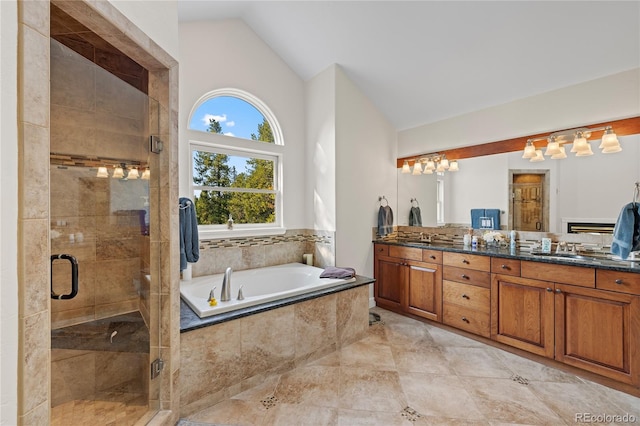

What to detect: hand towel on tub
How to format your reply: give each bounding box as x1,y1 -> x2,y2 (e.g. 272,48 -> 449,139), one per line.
409,206 -> 422,227
471,209 -> 485,229
320,266 -> 356,279
378,205 -> 394,236
179,197 -> 200,271
611,202 -> 640,259
485,209 -> 501,230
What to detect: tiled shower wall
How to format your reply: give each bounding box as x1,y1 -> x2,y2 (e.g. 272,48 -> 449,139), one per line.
191,229 -> 335,277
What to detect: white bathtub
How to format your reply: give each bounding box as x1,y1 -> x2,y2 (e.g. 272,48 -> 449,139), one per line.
180,263 -> 356,318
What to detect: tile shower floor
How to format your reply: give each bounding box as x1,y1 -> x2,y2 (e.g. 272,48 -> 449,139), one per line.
183,307 -> 640,425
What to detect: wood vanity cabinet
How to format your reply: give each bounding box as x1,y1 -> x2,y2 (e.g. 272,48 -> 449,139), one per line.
491,274 -> 555,358
442,252 -> 491,337
555,283 -> 640,385
373,244 -> 442,321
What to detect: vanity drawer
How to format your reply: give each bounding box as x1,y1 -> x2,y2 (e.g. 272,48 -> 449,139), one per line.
443,252 -> 490,272
596,269 -> 640,295
374,244 -> 389,257
491,258 -> 521,277
388,245 -> 422,261
443,280 -> 490,313
443,266 -> 491,288
521,260 -> 595,288
443,303 -> 490,337
422,249 -> 443,264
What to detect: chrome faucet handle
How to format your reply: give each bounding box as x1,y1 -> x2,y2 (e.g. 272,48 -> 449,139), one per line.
208,286 -> 216,303
237,285 -> 244,300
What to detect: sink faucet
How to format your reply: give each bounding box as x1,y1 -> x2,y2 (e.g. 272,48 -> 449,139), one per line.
221,267 -> 232,301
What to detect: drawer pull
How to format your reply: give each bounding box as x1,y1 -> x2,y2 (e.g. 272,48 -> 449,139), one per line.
615,279 -> 623,285
546,287 -> 552,292
461,274 -> 469,279
501,264 -> 509,269
461,294 -> 470,299
429,255 -> 436,260
555,289 -> 562,294
462,259 -> 470,264
461,316 -> 470,323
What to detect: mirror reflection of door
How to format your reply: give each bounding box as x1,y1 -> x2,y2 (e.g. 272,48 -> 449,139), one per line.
511,173 -> 547,231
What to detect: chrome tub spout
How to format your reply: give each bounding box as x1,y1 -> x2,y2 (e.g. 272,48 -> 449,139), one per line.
221,267 -> 232,301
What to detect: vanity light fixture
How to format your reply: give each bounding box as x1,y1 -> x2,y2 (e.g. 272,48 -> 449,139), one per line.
112,165 -> 125,179
412,161 -> 423,175
522,125 -> 621,162
403,153 -> 460,175
96,166 -> 109,178
141,168 -> 151,180
128,167 -> 140,179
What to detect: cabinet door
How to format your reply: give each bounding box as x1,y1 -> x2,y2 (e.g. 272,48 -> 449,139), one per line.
406,262 -> 442,322
555,284 -> 640,385
375,258 -> 404,310
491,274 -> 555,358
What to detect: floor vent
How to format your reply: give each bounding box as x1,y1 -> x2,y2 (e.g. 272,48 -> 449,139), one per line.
260,395 -> 278,409
401,406 -> 422,422
511,374 -> 529,385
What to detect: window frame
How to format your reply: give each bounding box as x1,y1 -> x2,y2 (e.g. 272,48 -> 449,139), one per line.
187,90 -> 285,240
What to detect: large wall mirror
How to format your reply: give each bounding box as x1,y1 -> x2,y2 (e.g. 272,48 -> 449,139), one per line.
397,134 -> 640,233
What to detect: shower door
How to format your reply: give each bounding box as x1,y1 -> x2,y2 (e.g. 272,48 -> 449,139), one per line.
49,38 -> 161,425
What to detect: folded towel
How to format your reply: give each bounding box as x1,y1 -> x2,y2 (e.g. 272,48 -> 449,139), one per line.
320,266 -> 356,279
485,209 -> 501,230
179,197 -> 200,271
611,202 -> 640,259
471,209 -> 484,229
409,206 -> 422,227
378,205 -> 394,236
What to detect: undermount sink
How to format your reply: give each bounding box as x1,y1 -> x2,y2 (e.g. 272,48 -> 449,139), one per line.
529,252 -> 595,262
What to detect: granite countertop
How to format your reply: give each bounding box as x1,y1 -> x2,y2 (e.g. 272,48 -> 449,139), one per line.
374,238 -> 640,273
180,275 -> 375,332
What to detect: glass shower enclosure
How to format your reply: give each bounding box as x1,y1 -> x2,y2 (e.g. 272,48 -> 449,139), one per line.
49,38 -> 161,424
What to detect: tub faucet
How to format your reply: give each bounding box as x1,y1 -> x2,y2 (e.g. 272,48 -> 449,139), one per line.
221,267 -> 232,301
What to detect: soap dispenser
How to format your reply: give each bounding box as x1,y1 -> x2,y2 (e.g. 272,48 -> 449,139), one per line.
227,214 -> 234,230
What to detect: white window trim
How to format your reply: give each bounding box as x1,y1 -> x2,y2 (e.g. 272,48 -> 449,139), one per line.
187,129 -> 285,240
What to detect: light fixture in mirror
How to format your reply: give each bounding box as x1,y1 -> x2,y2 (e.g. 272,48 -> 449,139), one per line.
449,160 -> 459,171
402,160 -> 411,173
96,166 -> 109,178
112,165 -> 124,179
128,167 -> 140,179
403,153 -> 459,175
141,168 -> 151,180
525,125 -> 621,161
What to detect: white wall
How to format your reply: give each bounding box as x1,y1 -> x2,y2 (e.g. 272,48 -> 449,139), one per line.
335,66 -> 397,277
0,1 -> 18,424
306,65 -> 337,232
178,19 -> 307,229
398,69 -> 640,157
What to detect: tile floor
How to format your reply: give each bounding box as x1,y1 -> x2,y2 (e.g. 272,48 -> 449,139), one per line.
183,307 -> 640,425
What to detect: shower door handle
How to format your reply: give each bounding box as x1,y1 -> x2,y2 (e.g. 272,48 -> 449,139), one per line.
51,254 -> 78,300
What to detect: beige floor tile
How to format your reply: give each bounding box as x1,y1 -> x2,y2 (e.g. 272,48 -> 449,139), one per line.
339,338 -> 397,371
391,345 -> 452,375
189,398 -> 267,425
273,365 -> 341,408
399,372 -> 485,421
492,348 -> 583,384
462,377 -> 567,425
337,408 -> 414,425
231,373 -> 281,403
443,346 -> 514,379
427,324 -> 488,348
262,403 -> 338,426
338,368 -> 406,412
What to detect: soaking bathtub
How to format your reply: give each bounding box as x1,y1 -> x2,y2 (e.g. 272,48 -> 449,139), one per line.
180,262 -> 356,318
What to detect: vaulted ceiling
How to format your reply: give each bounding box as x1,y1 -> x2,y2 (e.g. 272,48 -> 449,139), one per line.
177,1 -> 640,131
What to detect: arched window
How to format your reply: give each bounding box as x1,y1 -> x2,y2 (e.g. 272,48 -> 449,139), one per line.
187,89 -> 284,238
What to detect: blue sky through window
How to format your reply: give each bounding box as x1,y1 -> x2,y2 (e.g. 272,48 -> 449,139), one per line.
190,96 -> 268,175
189,96 -> 265,140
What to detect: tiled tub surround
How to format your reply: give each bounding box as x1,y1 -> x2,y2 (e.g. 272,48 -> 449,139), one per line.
179,284 -> 370,417
191,229 -> 335,278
